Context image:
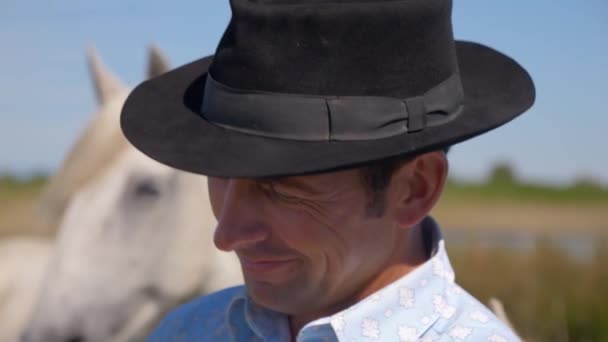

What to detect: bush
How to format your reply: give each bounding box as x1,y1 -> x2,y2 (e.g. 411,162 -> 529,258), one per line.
487,162 -> 517,185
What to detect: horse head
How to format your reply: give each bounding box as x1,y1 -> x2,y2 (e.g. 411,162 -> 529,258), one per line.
22,47 -> 241,342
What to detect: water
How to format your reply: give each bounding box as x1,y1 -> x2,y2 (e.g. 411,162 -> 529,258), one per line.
444,229 -> 606,262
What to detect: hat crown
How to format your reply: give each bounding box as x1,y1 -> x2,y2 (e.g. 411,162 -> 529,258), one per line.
210,0 -> 459,98
121,0 -> 535,178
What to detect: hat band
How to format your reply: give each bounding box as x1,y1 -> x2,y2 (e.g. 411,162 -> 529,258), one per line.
201,73 -> 464,141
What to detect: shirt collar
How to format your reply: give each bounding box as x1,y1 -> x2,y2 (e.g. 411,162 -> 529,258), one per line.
306,216 -> 456,341
233,216 -> 455,341
226,291 -> 290,340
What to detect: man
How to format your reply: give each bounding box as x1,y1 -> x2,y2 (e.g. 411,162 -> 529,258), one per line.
121,0 -> 535,340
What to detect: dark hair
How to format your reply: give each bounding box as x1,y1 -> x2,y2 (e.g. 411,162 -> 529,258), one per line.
359,147 -> 450,217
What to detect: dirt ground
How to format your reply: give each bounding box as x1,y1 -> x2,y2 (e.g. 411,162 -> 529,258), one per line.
0,191 -> 52,237
432,198 -> 608,234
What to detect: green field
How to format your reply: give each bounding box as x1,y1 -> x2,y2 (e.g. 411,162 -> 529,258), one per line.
441,163 -> 608,204
3,170 -> 608,204
0,174 -> 46,196
443,178 -> 608,205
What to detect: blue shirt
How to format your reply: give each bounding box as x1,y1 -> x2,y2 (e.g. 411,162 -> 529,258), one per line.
149,217 -> 520,341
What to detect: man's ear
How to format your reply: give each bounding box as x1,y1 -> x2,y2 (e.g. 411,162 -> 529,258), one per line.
390,151 -> 448,228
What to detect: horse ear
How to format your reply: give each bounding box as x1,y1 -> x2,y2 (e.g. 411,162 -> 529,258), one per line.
86,46 -> 126,106
147,44 -> 170,79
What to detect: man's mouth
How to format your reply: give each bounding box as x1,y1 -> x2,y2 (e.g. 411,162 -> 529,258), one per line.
239,256 -> 298,273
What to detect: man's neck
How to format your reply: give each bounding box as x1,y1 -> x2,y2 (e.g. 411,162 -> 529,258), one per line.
288,223 -> 428,339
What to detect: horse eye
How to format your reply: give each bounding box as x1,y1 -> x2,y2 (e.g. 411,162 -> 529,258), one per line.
132,179 -> 160,198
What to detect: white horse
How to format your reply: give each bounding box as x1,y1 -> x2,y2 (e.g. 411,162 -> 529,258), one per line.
0,237 -> 52,342
0,46 -> 130,342
16,47 -> 241,342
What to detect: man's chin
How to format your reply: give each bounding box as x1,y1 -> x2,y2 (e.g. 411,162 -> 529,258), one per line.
245,277 -> 286,299
245,279 -> 304,313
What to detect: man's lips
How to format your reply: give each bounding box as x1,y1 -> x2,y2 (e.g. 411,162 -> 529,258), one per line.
239,256 -> 297,272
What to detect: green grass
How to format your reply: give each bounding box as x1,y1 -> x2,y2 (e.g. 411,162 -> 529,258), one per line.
2,172 -> 608,205
0,174 -> 47,199
443,178 -> 608,205
442,163 -> 608,204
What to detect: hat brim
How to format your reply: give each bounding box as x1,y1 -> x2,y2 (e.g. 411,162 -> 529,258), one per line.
121,41 -> 534,178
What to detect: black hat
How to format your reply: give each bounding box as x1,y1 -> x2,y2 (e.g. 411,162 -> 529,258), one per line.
121,0 -> 535,178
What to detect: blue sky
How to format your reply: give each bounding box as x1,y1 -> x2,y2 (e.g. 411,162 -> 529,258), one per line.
1,1 -> 606,185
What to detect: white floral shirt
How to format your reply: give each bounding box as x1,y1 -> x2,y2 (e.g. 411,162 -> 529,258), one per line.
149,217 -> 520,341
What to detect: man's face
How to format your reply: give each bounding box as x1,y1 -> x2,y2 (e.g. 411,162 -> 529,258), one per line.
208,168 -> 401,316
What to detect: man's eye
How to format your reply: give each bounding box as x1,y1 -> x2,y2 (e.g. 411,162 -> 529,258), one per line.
273,190 -> 300,203
269,188 -> 299,202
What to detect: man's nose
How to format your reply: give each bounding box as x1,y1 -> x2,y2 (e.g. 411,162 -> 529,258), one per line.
213,179 -> 269,251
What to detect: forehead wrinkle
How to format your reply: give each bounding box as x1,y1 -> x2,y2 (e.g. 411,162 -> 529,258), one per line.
258,176 -> 328,196
273,170 -> 362,198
